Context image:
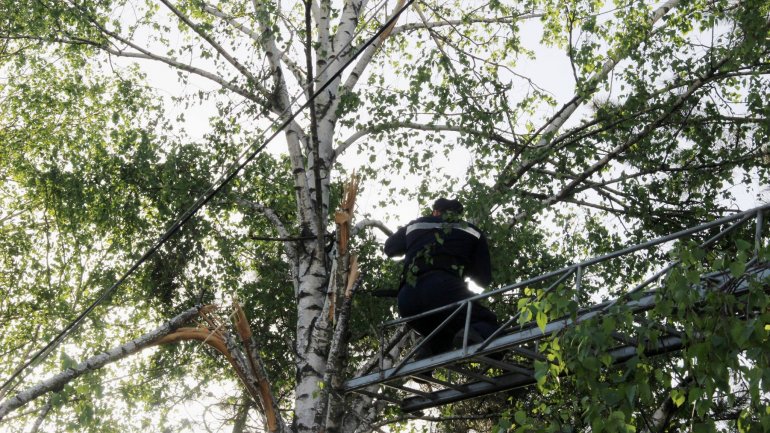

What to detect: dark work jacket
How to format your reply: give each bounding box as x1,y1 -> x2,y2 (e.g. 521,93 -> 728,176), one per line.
384,215 -> 492,287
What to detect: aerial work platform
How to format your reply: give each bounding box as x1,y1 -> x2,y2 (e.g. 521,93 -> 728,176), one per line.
343,205 -> 770,412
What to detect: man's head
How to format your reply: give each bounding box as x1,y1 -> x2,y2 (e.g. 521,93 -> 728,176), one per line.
432,198 -> 464,217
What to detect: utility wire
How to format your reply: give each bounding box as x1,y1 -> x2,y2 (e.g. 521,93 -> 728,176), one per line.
1,0 -> 395,394
0,0 -> 416,395
0,0 -> 396,392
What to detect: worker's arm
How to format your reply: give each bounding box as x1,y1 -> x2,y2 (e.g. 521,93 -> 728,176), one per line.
384,225 -> 408,257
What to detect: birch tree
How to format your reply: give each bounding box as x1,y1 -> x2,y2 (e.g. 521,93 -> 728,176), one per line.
1,0 -> 769,432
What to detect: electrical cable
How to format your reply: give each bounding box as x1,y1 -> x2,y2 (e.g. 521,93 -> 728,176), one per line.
0,0 -> 416,395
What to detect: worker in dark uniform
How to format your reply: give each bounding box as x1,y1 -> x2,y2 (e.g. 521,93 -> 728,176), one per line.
384,198 -> 499,356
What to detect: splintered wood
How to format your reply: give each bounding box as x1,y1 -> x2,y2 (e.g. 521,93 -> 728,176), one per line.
334,174 -> 359,257
154,304 -> 282,433
331,174 -> 360,323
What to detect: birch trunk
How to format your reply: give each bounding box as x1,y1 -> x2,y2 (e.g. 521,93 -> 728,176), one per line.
0,0 -> 403,430
293,256 -> 331,433
290,0 -> 379,429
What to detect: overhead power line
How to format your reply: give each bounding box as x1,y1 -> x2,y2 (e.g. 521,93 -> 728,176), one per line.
0,0 -> 416,395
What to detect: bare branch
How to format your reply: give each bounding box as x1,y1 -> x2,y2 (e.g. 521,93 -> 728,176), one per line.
233,199 -> 296,261
390,14 -> 544,36
334,121 -> 519,160
28,396 -> 52,433
47,18 -> 267,104
234,199 -> 290,238
158,0 -> 263,88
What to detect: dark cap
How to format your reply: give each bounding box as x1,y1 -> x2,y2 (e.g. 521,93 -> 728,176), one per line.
432,198 -> 464,214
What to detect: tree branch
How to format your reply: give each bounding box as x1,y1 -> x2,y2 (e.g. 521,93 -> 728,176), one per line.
234,198 -> 291,239
199,2 -> 307,98
0,306 -> 202,420
28,396 -> 53,433
312,271 -> 362,431
390,14 -> 543,36
341,0 -> 406,95
495,0 -> 682,190
158,0 -> 263,89
333,121 -> 519,161
47,16 -> 267,104
244,1 -> 316,229
234,198 -> 299,267
508,54 -> 730,226
233,303 -> 287,433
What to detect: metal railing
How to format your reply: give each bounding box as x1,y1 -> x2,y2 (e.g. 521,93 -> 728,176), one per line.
374,203 -> 770,378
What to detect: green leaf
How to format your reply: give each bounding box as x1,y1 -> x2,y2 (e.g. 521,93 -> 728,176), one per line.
60,352 -> 77,370
514,410 -> 527,425
730,260 -> 747,278
671,389 -> 686,407
736,239 -> 752,252
536,310 -> 548,333
625,385 -> 637,405
534,360 -> 549,387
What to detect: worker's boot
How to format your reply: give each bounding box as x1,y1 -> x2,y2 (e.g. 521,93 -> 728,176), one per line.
453,328 -> 504,362
452,328 -> 484,349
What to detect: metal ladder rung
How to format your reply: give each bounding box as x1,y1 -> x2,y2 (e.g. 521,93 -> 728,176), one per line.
476,355 -> 534,376
353,389 -> 401,404
509,346 -> 546,362
402,371 -> 534,412
634,317 -> 683,338
384,382 -> 436,399
410,372 -> 467,391
445,365 -> 496,384
610,331 -> 638,346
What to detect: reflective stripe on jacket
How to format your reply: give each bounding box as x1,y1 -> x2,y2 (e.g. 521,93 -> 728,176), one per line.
384,215 -> 491,287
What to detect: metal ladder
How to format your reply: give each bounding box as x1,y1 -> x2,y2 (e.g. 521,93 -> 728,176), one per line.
342,205 -> 770,412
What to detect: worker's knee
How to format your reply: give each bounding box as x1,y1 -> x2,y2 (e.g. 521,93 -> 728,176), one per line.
470,320 -> 499,339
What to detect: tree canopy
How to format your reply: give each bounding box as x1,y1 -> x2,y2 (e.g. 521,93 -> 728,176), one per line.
0,0 -> 769,431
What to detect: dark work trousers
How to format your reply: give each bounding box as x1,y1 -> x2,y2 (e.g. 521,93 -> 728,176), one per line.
397,270 -> 499,355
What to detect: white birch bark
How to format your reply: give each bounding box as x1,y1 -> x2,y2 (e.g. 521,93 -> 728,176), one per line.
238,4 -> 331,428
28,397 -> 52,433
292,0 -> 384,429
